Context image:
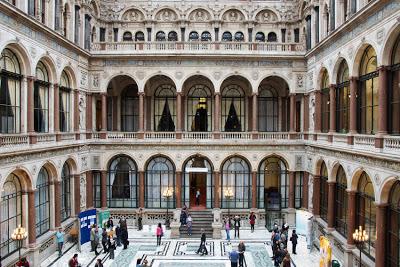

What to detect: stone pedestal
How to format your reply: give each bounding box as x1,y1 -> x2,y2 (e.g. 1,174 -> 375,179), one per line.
212,222 -> 222,239
170,221 -> 181,239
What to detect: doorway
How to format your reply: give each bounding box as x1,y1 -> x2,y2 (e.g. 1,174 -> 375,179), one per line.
189,172 -> 207,208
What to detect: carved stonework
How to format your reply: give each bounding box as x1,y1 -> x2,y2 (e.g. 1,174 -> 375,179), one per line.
222,10 -> 244,22
309,93 -> 315,131
80,70 -> 87,87
188,9 -> 210,22
80,174 -> 86,209
297,74 -> 304,89
256,10 -> 278,22
308,175 -> 314,210
92,74 -> 99,88
155,9 -> 177,22
78,93 -> 86,130
30,46 -> 36,60
122,9 -> 144,21
136,70 -> 145,80
376,29 -> 385,45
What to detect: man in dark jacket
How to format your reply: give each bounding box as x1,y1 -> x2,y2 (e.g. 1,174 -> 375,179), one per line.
121,225 -> 129,250
196,229 -> 208,255
233,215 -> 241,238
290,229 -> 298,254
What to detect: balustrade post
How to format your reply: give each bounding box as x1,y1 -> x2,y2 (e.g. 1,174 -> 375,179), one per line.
100,93 -> 107,139
86,93 -> 93,139
54,83 -> 60,141
349,77 -> 358,144
328,84 -> 336,142
27,76 -> 37,144
376,66 -> 388,148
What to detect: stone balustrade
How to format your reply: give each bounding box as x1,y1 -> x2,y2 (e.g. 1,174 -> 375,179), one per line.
354,134 -> 376,150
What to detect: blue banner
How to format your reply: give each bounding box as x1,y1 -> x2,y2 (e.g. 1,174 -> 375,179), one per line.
79,209 -> 97,245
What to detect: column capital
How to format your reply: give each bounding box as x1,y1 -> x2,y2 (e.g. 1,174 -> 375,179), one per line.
100,92 -> 107,96
214,92 -> 221,96
374,202 -> 389,208
86,91 -> 93,96
329,84 -> 336,89
251,92 -> 258,97
138,91 -> 145,96
349,76 -> 358,82
327,180 -> 336,185
377,65 -> 389,72
289,92 -> 297,97
176,91 -> 183,96
73,88 -> 80,93
346,189 -> 357,195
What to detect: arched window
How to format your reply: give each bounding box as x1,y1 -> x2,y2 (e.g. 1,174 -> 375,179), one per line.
168,31 -> 178,41
234,32 -> 244,42
222,32 -> 232,42
267,32 -> 277,42
122,31 -> 133,41
255,32 -> 265,42
121,85 -> 139,132
187,85 -> 212,132
257,157 -> 289,210
61,163 -> 71,221
156,31 -> 166,41
34,61 -> 50,133
35,167 -> 50,237
258,87 -> 278,132
182,156 -> 213,208
336,60 -> 350,133
135,31 -> 145,41
108,156 -> 138,208
356,172 -> 376,259
319,162 -> 329,222
145,157 -> 175,209
389,34 -> 400,135
221,85 -> 245,132
201,31 -> 211,41
358,45 -> 378,134
189,31 -> 199,41
335,166 -> 347,237
154,85 -> 176,131
0,174 -> 22,258
221,157 -> 251,209
387,181 -> 400,266
0,48 -> 21,134
321,70 -> 330,133
59,71 -> 71,132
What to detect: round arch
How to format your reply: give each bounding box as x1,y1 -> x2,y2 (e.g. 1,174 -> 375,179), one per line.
105,73 -> 141,93
331,57 -> 350,84
257,154 -> 290,171
187,7 -> 213,21
1,167 -> 33,191
317,67 -> 330,90
37,161 -> 59,183
144,154 -> 177,172
257,74 -> 291,92
143,73 -> 177,95
106,153 -> 138,170
64,157 -> 78,175
181,74 -> 216,93
119,7 -> 146,21
219,154 -> 252,173
59,65 -> 78,89
351,42 -> 380,77
181,154 -> 215,172
380,176 -> 400,204
0,42 -> 32,76
34,55 -> 58,84
381,24 -> 400,66
350,167 -> 376,193
220,74 -> 253,94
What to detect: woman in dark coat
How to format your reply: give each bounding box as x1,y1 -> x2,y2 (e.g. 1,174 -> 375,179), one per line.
121,225 -> 129,249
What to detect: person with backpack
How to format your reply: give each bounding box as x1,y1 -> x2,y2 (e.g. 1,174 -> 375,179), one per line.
249,212 -> 256,233
156,222 -> 163,246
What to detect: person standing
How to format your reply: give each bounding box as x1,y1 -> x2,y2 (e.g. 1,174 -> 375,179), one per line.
196,189 -> 200,206
55,227 -> 64,257
16,257 -> 29,267
229,248 -> 239,267
180,205 -> 188,226
106,218 -> 114,229
290,230 -> 298,254
238,241 -> 246,267
196,229 -> 208,255
186,214 -> 193,236
101,228 -> 108,253
233,215 -> 241,238
282,253 -> 291,267
225,219 -> 231,241
94,259 -> 103,267
94,227 -> 100,256
137,207 -> 144,231
156,222 -> 163,246
249,212 -> 256,233
121,224 -> 129,249
115,224 -> 121,247
68,254 -> 80,267
90,225 -> 96,252
108,237 -> 116,260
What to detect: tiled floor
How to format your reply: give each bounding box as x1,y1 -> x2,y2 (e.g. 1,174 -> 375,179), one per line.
42,228 -> 327,267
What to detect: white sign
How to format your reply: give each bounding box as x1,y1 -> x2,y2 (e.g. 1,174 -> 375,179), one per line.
185,167 -> 208,173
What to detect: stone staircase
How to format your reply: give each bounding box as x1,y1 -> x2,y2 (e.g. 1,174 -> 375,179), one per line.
179,209 -> 214,238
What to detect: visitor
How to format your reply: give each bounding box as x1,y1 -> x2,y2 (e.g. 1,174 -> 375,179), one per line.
196,229 -> 208,255
121,223 -> 129,249
137,207 -> 144,231
101,228 -> 108,253
108,236 -> 116,260
290,229 -> 298,254
180,205 -> 188,226
90,224 -> 96,252
106,218 -> 114,229
115,224 -> 121,246
233,215 -> 240,238
142,259 -> 149,267
94,227 -> 100,255
94,259 -> 103,267
225,218 -> 231,241
249,212 -> 256,233
68,254 -> 81,267
16,257 -> 29,267
55,227 -> 64,257
229,248 -> 239,267
238,241 -> 246,267
280,231 -> 287,249
282,252 -> 291,267
187,214 -> 193,236
136,259 -> 142,267
156,222 -> 163,246
196,188 -> 200,206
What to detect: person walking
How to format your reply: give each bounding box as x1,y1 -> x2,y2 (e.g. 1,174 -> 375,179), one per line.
101,228 -> 108,253
156,223 -> 163,246
55,227 -> 64,257
137,207 -> 144,231
94,228 -> 100,255
233,215 -> 241,238
108,237 -> 116,260
180,205 -> 188,226
16,257 -> 29,267
94,259 -> 103,267
238,241 -> 246,267
290,230 -> 298,254
229,248 -> 239,267
121,224 -> 129,249
90,225 -> 96,252
249,212 -> 256,233
186,214 -> 193,236
225,219 -> 231,241
196,229 -> 208,255
196,189 -> 201,206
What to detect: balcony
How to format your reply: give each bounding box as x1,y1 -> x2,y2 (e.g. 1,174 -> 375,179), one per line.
90,41 -> 305,56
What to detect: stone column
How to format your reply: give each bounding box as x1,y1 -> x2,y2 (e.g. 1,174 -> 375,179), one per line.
176,92 -> 182,139
100,93 -> 107,139
289,171 -> 295,209
375,203 -> 387,267
313,175 -> 321,216
27,76 -> 37,144
138,92 -> 145,139
252,93 -> 258,132
74,174 -> 81,215
176,171 -> 182,208
112,96 -> 118,131
346,190 -> 356,245
314,91 -> 322,139
376,66 -> 388,148
349,77 -> 358,144
139,171 -> 145,208
251,171 -> 257,208
329,84 -> 336,142
86,171 -> 93,208
74,89 -> 80,140
214,171 -> 220,208
54,181 -> 61,227
302,172 -> 309,209
86,93 -> 93,139
28,190 -> 36,246
327,181 -> 336,228
54,83 -> 60,141
303,94 -> 310,139
100,170 -> 107,209
289,93 -> 296,132
214,93 -> 221,138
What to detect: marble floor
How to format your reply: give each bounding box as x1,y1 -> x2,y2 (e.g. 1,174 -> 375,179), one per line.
41,228 -> 326,267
